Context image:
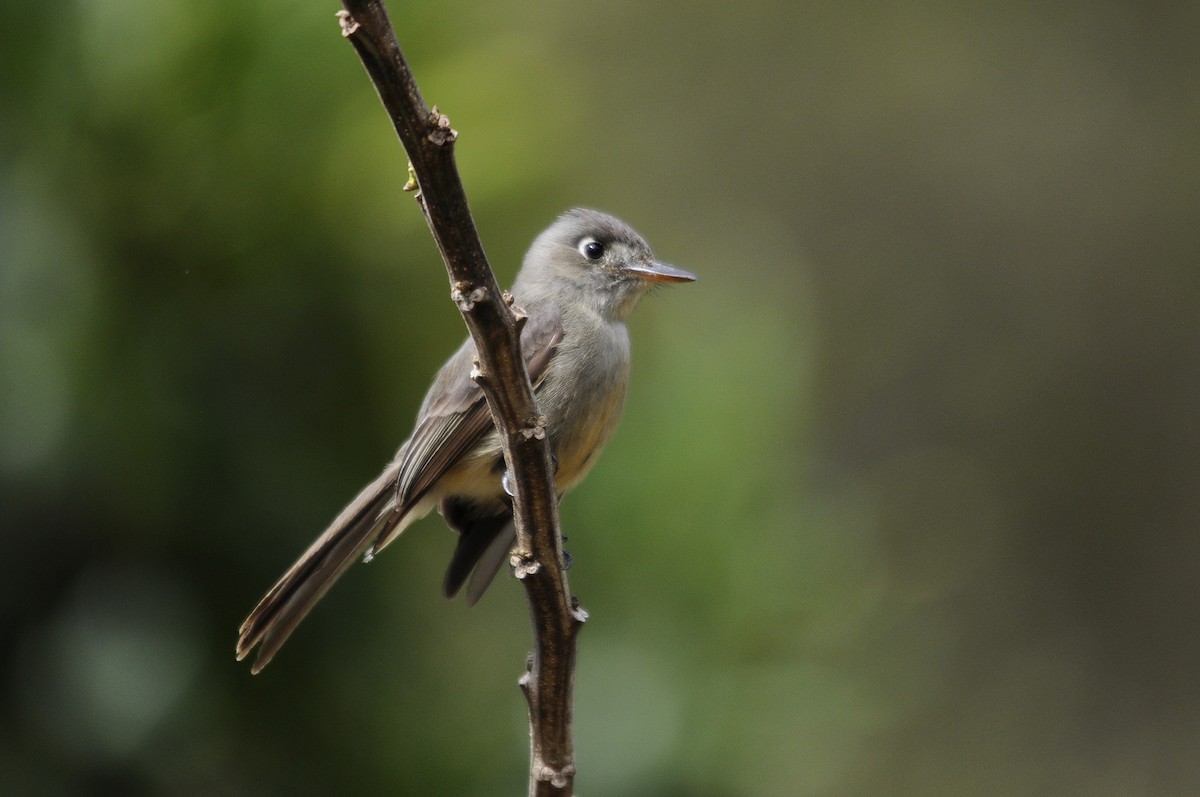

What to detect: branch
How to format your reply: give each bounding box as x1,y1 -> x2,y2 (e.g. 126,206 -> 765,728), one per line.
337,3 -> 582,794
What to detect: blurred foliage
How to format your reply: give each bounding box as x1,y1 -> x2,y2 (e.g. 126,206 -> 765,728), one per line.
2,1 -> 1198,795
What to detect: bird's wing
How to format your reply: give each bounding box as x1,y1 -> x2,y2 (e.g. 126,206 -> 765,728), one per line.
369,304 -> 564,554
236,305 -> 563,673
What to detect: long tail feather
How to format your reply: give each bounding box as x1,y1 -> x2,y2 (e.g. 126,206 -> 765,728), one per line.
236,462 -> 412,673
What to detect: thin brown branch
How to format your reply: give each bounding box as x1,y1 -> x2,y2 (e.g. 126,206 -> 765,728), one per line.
337,2 -> 581,794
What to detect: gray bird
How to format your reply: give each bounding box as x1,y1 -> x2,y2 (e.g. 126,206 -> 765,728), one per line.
236,209 -> 695,672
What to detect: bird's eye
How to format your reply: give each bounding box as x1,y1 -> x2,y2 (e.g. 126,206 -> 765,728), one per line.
579,238 -> 605,261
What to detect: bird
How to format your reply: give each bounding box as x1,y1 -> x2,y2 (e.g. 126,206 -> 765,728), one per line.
236,208 -> 695,672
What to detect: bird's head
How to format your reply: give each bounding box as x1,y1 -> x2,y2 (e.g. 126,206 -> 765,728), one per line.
514,208 -> 695,321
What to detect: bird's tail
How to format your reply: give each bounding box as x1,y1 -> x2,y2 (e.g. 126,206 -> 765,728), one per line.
236,461 -> 412,673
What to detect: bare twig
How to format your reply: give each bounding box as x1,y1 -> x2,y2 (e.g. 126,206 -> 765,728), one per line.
337,2 -> 581,794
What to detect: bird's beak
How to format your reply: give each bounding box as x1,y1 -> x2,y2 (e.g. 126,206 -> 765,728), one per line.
624,260 -> 697,284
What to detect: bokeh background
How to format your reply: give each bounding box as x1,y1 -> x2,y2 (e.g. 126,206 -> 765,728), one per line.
3,1 -> 1198,795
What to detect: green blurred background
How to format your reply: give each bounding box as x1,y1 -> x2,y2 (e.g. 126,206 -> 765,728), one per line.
3,1 -> 1198,794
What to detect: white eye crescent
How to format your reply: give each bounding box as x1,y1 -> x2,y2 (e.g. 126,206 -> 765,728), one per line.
578,237 -> 605,261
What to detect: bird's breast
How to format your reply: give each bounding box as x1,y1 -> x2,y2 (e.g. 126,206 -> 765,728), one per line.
539,319 -> 632,493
